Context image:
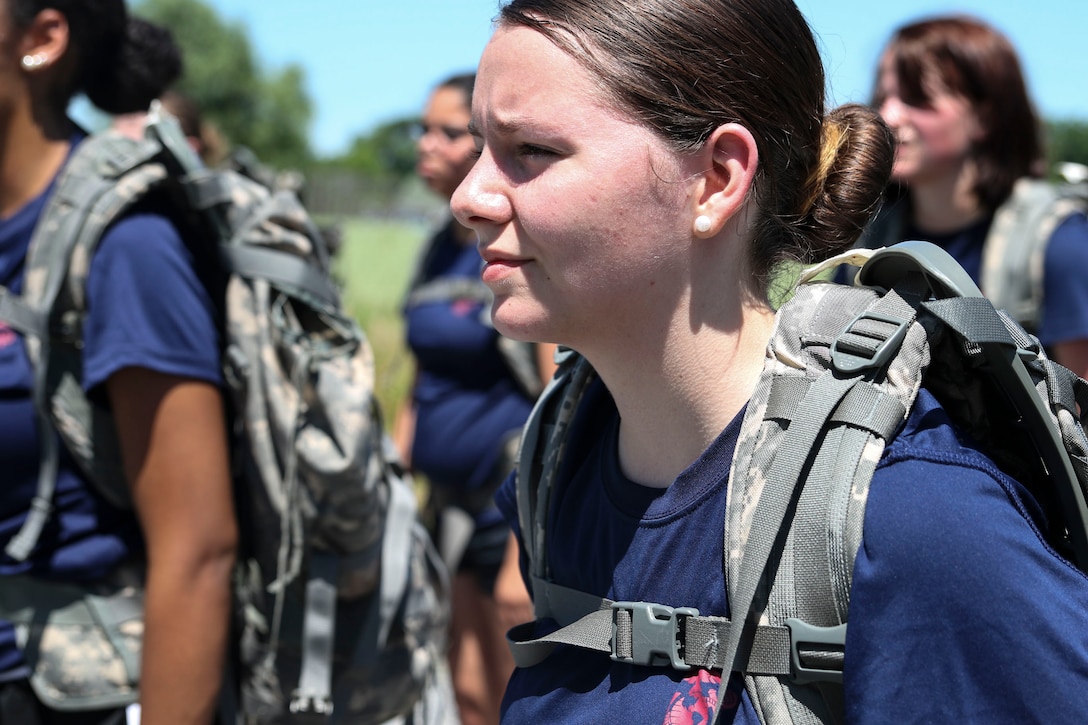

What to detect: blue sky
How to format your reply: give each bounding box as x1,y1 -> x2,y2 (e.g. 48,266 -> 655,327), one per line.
203,0 -> 1087,157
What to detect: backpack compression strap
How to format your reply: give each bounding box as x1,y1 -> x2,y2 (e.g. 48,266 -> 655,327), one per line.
4,133 -> 168,562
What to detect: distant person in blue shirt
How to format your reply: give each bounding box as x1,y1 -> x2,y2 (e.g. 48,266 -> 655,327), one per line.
0,2 -> 235,723
449,0 -> 1088,723
394,72 -> 551,725
857,15 -> 1088,377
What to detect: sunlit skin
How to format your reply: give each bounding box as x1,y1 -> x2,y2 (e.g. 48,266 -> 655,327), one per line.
416,85 -> 477,201
875,54 -> 985,232
452,24 -> 775,487
451,25 -> 702,355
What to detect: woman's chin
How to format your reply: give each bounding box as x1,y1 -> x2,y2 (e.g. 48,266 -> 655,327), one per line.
492,300 -> 553,344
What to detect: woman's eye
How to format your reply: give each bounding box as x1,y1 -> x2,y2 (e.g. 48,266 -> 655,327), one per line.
517,144 -> 556,159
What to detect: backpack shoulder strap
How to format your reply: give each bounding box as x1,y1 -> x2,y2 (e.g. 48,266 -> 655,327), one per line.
721,241 -> 1088,724
717,268 -> 929,723
4,131 -> 169,562
506,349 -> 803,676
514,347 -> 593,598
982,178 -> 1088,330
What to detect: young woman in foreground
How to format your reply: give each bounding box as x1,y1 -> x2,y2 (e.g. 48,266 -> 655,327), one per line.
451,0 -> 1088,722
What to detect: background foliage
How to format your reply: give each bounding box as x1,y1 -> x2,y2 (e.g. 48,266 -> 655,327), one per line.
134,0 -> 314,169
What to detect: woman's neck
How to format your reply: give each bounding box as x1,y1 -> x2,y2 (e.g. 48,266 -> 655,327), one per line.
906,165 -> 987,234
583,290 -> 776,489
0,108 -> 73,219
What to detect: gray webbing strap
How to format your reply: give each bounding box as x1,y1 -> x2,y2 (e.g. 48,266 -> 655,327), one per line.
182,170 -> 234,211
378,475 -> 418,647
349,471 -> 420,671
291,552 -> 338,717
924,296 -> 1088,570
507,578 -> 794,674
765,377 -> 905,437
335,484 -> 418,720
715,372 -> 859,716
220,245 -> 339,310
5,339 -> 60,562
0,289 -> 47,337
436,506 -> 475,574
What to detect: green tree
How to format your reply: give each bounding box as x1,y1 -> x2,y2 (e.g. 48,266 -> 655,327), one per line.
134,0 -> 313,167
1046,119 -> 1088,171
340,118 -> 417,178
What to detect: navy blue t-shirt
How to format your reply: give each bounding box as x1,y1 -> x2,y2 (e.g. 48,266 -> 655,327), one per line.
405,221 -> 534,500
496,380 -> 1088,723
0,138 -> 222,680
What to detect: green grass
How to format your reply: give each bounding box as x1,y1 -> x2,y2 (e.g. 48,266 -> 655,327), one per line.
333,217 -> 429,426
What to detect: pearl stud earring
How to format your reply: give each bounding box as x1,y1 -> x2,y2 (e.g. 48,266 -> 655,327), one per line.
694,215 -> 712,234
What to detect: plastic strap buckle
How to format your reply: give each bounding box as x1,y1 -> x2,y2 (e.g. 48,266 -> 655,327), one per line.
785,618 -> 847,685
830,310 -> 910,374
288,693 -> 334,716
610,601 -> 699,670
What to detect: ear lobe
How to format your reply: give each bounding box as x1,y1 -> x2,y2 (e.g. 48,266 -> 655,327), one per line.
692,123 -> 759,237
18,9 -> 70,71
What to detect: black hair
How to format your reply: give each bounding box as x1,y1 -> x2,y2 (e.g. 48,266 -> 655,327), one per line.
437,72 -> 476,110
9,0 -> 182,114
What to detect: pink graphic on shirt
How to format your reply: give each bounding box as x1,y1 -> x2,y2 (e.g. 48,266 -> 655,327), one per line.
0,323 -> 15,349
450,298 -> 478,317
663,670 -> 739,725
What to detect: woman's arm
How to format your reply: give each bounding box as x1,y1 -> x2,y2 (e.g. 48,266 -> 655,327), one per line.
108,368 -> 237,725
391,366 -> 419,468
1053,340 -> 1088,382
493,531 -> 533,634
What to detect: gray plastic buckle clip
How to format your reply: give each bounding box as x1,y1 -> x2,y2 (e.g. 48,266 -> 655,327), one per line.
611,601 -> 699,670
831,310 -> 910,374
289,693 -> 334,715
785,618 -> 847,685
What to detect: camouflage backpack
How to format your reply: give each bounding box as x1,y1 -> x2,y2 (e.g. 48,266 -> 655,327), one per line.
860,178 -> 1088,334
0,104 -> 451,723
503,241 -> 1088,724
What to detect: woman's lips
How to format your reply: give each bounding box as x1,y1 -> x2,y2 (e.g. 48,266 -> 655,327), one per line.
480,250 -> 528,284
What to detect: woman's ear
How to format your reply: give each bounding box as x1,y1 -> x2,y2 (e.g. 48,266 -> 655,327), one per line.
17,9 -> 69,73
691,123 -> 759,238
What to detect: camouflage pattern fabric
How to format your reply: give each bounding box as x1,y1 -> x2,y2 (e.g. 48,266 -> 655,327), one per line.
0,566 -> 143,711
723,280 -> 930,724
980,178 -> 1088,329
0,110 -> 451,723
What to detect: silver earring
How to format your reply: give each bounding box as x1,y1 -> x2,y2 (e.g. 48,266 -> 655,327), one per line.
694,215 -> 712,234
21,54 -> 45,70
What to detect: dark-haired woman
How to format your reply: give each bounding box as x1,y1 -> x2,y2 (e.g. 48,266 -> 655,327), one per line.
396,72 -> 545,725
0,3 -> 235,724
452,0 -> 1088,722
